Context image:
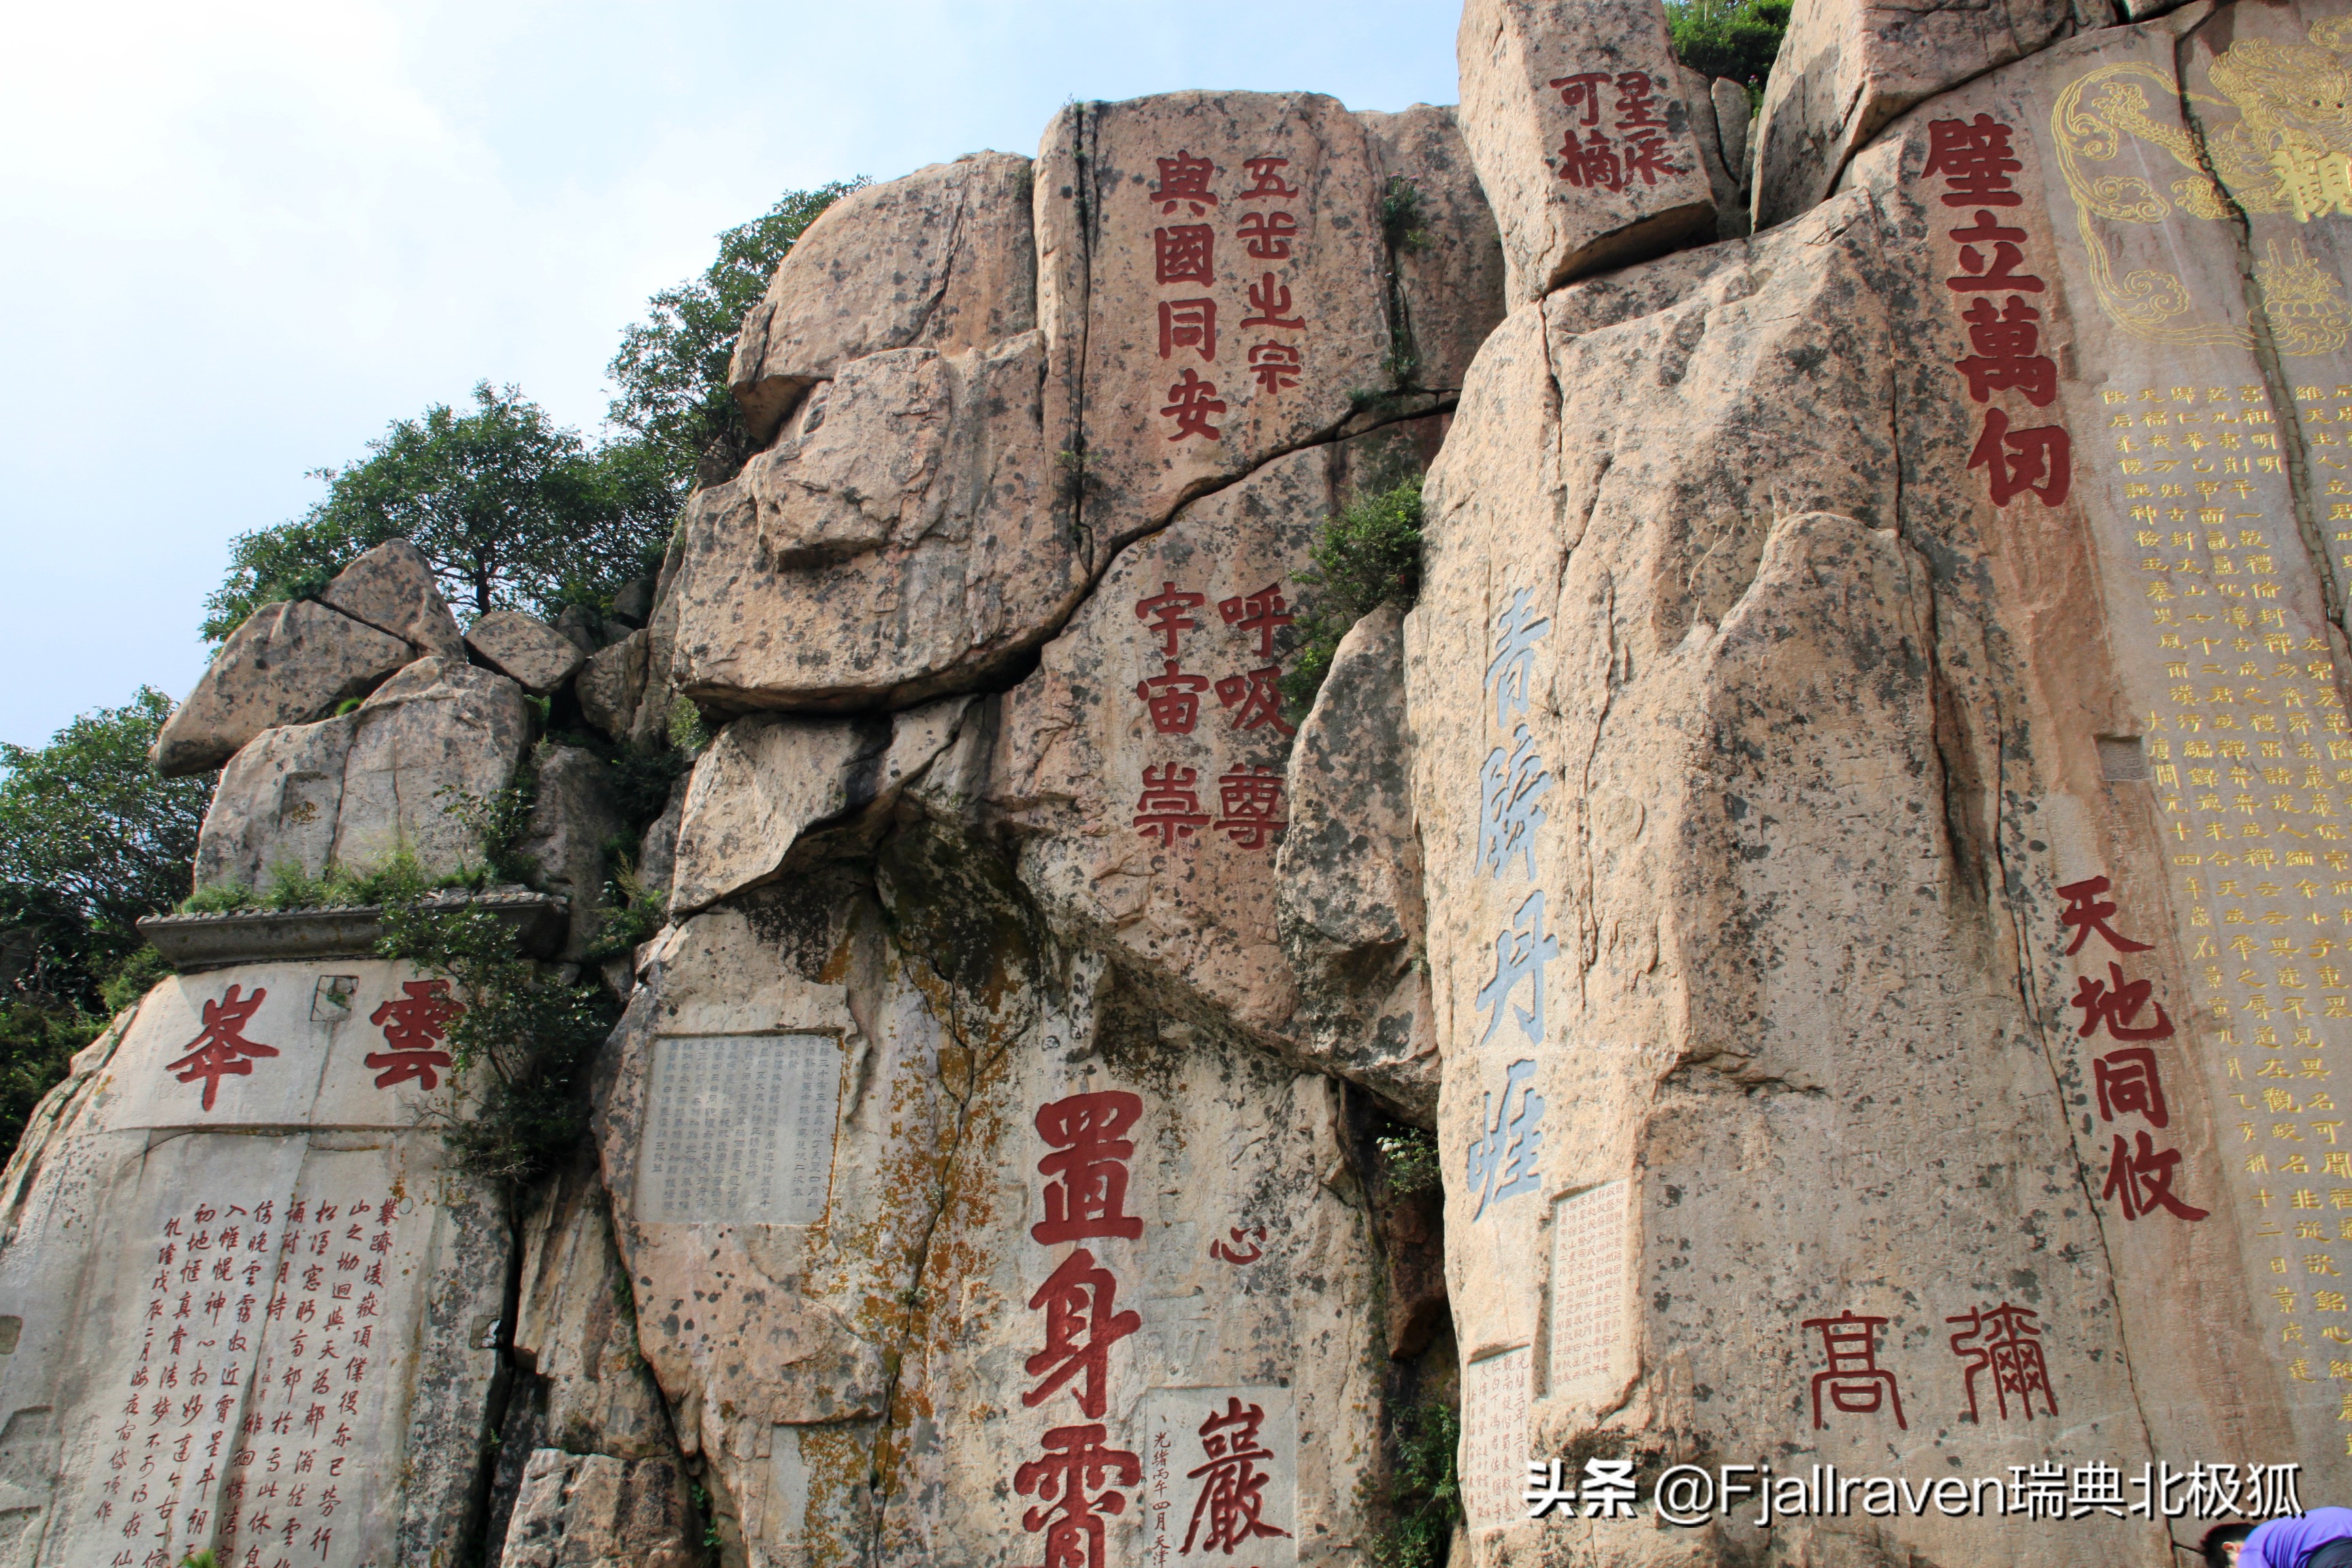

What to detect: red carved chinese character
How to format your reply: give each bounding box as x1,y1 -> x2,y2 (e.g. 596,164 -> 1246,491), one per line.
1945,212 -> 2046,293
1955,296 -> 2057,406
1218,582 -> 1294,657
1557,127 -> 1623,191
1154,225 -> 1215,285
364,979 -> 462,1090
1135,661 -> 1210,734
1158,298 -> 1217,363
1246,342 -> 1302,392
1208,1224 -> 1266,1264
1611,71 -> 1668,131
1181,1396 -> 1292,1553
1548,71 -> 1613,125
1922,114 -> 2025,207
2102,1128 -> 2209,1221
1152,151 -> 1218,215
1017,1424 -> 1140,1568
1161,369 -> 1226,441
2055,875 -> 2153,956
2093,1047 -> 2170,1129
1213,766 -> 1287,851
1134,583 -> 1207,657
1134,764 -> 1211,847
1033,1090 -> 1145,1244
1239,274 -> 1304,330
1235,210 -> 1297,259
1213,667 -> 1294,737
1022,1248 -> 1140,1419
1948,1302 -> 2056,1422
1237,156 -> 1299,199
1620,127 -> 1685,186
2071,961 -> 2174,1041
1799,1311 -> 1907,1429
166,986 -> 278,1111
1968,408 -> 2071,508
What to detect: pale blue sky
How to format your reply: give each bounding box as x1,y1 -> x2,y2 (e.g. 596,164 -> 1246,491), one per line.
0,0 -> 1461,749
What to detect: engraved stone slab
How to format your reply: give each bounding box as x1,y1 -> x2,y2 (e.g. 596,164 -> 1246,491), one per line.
1460,1346 -> 1531,1529
1548,1180 -> 1627,1388
1141,1385 -> 1298,1568
633,1035 -> 842,1225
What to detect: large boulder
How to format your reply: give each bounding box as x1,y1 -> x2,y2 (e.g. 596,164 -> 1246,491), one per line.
316,537 -> 466,659
517,745 -> 628,962
1358,103 -> 1512,391
671,333 -> 1067,711
1275,602 -> 1436,1122
152,600 -> 414,777
728,153 -> 1039,445
1454,0 -> 1720,301
667,699 -> 968,916
1750,0 -> 2107,229
467,608 -> 588,696
194,657 -> 529,891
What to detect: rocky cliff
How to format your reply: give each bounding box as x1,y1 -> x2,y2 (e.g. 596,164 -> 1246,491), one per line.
3,0 -> 2349,1563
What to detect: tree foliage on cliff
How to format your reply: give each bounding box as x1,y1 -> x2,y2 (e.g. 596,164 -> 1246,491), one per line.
1281,476 -> 1424,716
0,689 -> 210,1160
1667,0 -> 1791,88
200,384 -> 678,640
199,180 -> 863,644
605,179 -> 866,486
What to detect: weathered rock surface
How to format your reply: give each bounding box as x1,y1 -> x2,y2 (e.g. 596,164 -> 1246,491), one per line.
1276,602 -> 1435,1122
598,849 -> 1388,1565
1455,0 -> 1719,301
317,536 -> 467,659
195,657 -> 529,890
729,153 -> 1039,444
672,332 -> 1066,710
576,629 -> 648,741
152,600 -> 415,777
518,745 -> 627,961
923,426 -> 1437,1041
1750,0 -> 2108,229
500,1450 -> 704,1568
1359,104 -> 1512,390
469,608 -> 590,696
668,698 -> 968,915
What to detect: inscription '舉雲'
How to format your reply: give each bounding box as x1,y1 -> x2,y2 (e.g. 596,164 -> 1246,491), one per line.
635,1034 -> 841,1225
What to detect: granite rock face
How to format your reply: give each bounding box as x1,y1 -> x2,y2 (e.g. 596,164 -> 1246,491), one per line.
1455,0 -> 1720,300
152,600 -> 416,777
35,1 -> 2352,1563
469,608 -> 590,696
1750,0 -> 2110,229
317,537 -> 467,659
193,657 -> 530,891
729,153 -> 1039,444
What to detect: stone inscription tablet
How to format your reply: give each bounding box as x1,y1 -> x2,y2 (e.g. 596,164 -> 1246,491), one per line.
636,1034 -> 841,1224
1548,1179 -> 1627,1388
1462,1345 -> 1531,1529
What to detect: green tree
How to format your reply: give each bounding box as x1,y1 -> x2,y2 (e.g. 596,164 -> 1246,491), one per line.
201,383 -> 678,641
0,689 -> 210,1004
606,180 -> 866,488
0,689 -> 211,1160
1667,0 -> 1791,89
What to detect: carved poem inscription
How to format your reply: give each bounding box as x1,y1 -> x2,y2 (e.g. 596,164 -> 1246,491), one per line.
1548,1180 -> 1627,1388
636,1034 -> 841,1224
1462,1345 -> 1531,1529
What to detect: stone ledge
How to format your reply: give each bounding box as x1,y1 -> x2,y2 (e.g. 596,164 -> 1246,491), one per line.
137,889 -> 568,972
